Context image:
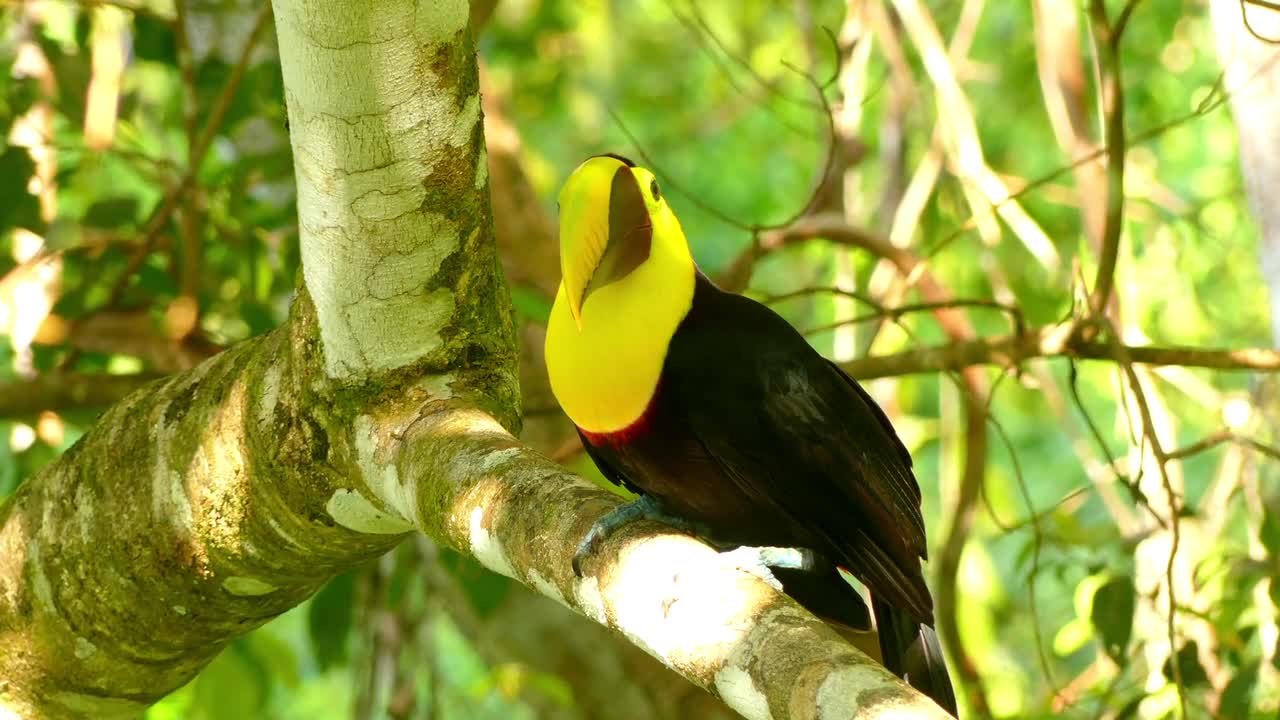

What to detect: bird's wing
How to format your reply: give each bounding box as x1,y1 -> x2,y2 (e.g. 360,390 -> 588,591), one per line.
667,298 -> 933,621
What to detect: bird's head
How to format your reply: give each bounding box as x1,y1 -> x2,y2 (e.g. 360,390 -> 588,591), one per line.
556,153 -> 680,329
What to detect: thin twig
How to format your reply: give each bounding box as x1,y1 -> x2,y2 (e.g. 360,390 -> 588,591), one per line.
840,325 -> 1280,379
921,72 -> 1228,263
57,4 -> 273,370
765,285 -> 1024,336
1098,316 -> 1186,719
683,1 -> 826,109
984,378 -> 1057,690
1165,430 -> 1280,463
933,381 -> 991,716
1085,0 -> 1141,320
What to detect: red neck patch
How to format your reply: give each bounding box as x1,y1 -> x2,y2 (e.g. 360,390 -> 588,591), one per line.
578,381 -> 662,447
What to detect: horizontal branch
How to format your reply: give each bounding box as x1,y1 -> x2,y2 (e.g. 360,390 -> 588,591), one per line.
841,323 -> 1280,378
0,372 -> 162,417
364,404 -> 953,720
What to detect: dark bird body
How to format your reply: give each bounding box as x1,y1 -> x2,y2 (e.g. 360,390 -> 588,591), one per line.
545,154 -> 956,715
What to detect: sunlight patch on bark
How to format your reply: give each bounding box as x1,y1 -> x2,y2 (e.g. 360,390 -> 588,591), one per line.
575,576 -> 608,625
73,481 -> 96,544
26,542 -> 54,610
257,362 -> 282,428
194,380 -> 255,551
73,636 -> 97,660
468,503 -> 516,579
527,568 -> 569,609
714,665 -> 773,720
354,414 -> 412,520
47,691 -> 146,720
474,144 -> 488,189
415,372 -> 455,399
326,488 -> 414,534
816,666 -> 914,720
478,446 -> 521,472
607,535 -> 759,667
221,576 -> 279,597
278,0 -> 482,380
413,0 -> 468,45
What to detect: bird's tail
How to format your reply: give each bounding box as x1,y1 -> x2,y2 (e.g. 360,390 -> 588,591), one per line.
873,599 -> 958,717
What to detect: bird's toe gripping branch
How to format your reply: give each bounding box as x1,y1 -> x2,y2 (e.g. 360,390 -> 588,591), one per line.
718,546 -> 830,591
572,494 -> 711,576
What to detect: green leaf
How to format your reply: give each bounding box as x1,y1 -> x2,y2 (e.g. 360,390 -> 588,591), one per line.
510,284 -> 552,324
308,571 -> 355,670
440,547 -> 513,618
1260,502 -> 1280,560
243,629 -> 300,689
0,144 -> 42,233
240,302 -> 279,335
1053,617 -> 1092,656
0,71 -> 39,140
1089,576 -> 1135,663
132,251 -> 178,297
82,196 -> 140,229
37,35 -> 90,123
1113,694 -> 1144,720
521,669 -> 575,708
1163,641 -> 1210,688
1220,661 -> 1259,716
193,642 -> 268,720
134,13 -> 177,63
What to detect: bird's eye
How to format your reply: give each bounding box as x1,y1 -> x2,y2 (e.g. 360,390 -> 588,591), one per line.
650,178 -> 661,202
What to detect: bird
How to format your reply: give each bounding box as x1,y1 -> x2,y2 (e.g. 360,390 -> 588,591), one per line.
543,152 -> 957,715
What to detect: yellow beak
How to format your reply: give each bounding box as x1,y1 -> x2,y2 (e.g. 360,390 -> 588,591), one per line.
560,201 -> 604,331
557,155 -> 653,332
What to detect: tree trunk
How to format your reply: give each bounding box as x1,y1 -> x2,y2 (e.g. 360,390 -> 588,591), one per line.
1211,0 -> 1280,687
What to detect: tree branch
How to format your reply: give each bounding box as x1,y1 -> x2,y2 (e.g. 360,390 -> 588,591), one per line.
841,323 -> 1280,379
1085,0 -> 1134,319
381,407 -> 952,720
0,372 -> 161,416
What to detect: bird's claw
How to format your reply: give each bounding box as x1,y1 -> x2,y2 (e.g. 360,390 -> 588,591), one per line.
719,546 -> 786,590
572,495 -> 708,577
572,524 -> 605,577
718,545 -> 827,591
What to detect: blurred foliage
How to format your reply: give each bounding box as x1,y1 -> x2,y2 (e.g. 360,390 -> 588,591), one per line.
1,0 -> 1279,718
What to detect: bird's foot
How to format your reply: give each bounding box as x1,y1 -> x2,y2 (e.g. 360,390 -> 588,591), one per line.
718,545 -> 829,591
573,495 -> 707,577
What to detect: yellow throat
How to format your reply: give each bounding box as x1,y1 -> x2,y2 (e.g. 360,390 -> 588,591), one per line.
545,155 -> 696,434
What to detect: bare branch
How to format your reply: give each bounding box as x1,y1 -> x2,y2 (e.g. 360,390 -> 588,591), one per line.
1165,429 -> 1280,462
841,324 -> 1280,379
1085,0 -> 1139,319
0,372 -> 161,416
386,409 -> 954,720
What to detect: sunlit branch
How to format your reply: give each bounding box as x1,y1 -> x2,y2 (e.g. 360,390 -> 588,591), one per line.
0,372 -> 161,416
1166,430 -> 1280,463
840,324 -> 1280,379
1085,0 -> 1136,321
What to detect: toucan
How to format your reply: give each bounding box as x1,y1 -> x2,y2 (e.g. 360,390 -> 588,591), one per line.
544,153 -> 957,715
